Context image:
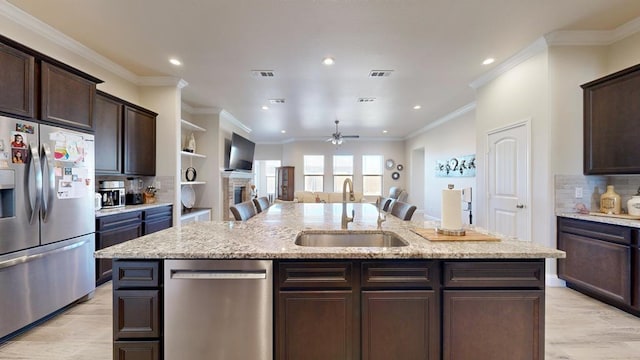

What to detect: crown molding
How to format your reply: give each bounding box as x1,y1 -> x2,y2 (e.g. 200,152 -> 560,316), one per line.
191,106 -> 222,115
220,109 -> 252,133
406,102 -> 476,140
0,0 -> 139,83
546,16 -> 640,46
469,37 -> 548,90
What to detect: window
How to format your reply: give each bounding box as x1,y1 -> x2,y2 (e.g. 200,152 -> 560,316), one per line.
362,155 -> 383,196
304,155 -> 324,192
333,155 -> 353,192
264,160 -> 281,196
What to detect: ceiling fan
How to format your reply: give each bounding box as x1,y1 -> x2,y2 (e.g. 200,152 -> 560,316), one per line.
326,120 -> 360,145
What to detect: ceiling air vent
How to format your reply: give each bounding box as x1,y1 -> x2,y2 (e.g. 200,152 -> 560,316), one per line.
251,70 -> 275,78
369,70 -> 393,78
269,98 -> 285,104
357,97 -> 376,103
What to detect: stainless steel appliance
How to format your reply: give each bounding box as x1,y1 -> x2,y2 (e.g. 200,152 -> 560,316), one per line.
0,115 -> 95,340
164,260 -> 273,360
98,180 -> 125,208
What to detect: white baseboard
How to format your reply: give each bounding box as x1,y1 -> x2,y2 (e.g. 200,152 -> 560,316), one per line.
546,273 -> 566,287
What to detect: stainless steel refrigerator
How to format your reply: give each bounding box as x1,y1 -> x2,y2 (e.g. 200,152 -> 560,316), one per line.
0,115 -> 95,340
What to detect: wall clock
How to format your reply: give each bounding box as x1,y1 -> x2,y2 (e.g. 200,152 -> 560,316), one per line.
385,159 -> 395,170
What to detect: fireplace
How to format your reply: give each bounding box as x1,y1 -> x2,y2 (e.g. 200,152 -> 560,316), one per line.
234,186 -> 245,205
221,171 -> 254,221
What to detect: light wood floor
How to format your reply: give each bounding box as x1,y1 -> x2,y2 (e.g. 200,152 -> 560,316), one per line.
0,283 -> 639,359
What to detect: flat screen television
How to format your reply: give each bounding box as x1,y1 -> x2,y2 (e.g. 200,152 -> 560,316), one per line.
228,132 -> 256,172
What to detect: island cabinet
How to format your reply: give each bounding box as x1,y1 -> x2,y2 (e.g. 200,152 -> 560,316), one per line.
275,260 -> 440,360
557,217 -> 634,311
442,261 -> 545,360
582,63 -> 640,174
112,260 -> 162,360
94,90 -> 157,176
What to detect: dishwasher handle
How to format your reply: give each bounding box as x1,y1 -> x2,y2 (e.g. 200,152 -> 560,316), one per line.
171,270 -> 267,280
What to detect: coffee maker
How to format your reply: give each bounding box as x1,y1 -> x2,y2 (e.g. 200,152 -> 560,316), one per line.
125,178 -> 144,205
98,180 -> 126,208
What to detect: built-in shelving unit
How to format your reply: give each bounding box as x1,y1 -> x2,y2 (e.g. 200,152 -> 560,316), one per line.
179,118 -> 211,223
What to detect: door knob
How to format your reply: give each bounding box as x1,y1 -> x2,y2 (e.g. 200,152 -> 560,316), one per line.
516,204 -> 525,209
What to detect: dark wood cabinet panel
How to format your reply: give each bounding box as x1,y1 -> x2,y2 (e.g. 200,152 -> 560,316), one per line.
443,290 -> 544,360
582,64 -> 640,174
40,61 -> 95,131
558,217 -> 632,245
94,91 -> 123,174
443,261 -> 544,288
113,289 -> 160,339
634,247 -> 640,310
124,106 -> 156,176
362,290 -> 438,360
361,261 -> 436,289
142,205 -> 172,235
0,42 -> 35,118
114,341 -> 159,360
113,260 -> 161,289
559,232 -> 631,304
277,291 -> 356,360
276,166 -> 294,201
278,261 -> 353,289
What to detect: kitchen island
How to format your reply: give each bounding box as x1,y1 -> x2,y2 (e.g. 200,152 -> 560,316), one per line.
96,202 -> 564,360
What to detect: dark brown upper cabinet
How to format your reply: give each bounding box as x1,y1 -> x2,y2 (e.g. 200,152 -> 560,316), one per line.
582,64 -> 640,174
95,91 -> 123,174
124,105 -> 156,176
41,61 -> 96,131
94,91 -> 157,176
0,42 -> 35,118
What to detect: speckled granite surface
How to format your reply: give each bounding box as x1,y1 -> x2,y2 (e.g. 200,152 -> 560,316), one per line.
95,202 -> 172,218
95,203 -> 565,259
557,212 -> 640,228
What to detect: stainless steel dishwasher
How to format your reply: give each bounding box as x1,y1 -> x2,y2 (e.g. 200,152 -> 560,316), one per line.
164,260 -> 273,360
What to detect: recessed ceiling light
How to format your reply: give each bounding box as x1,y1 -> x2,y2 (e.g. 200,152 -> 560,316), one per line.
322,57 -> 335,66
261,105 -> 269,110
281,130 -> 286,134
169,58 -> 182,66
383,130 -> 388,134
482,58 -> 495,65
413,105 -> 421,110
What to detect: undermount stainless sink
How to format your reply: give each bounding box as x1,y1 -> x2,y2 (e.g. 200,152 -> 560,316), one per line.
295,231 -> 408,247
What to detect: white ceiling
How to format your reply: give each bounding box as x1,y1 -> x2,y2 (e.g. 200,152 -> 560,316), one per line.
6,0 -> 640,143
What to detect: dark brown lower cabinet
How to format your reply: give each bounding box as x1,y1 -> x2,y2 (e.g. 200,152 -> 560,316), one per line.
96,212 -> 143,285
443,290 -> 543,360
114,341 -> 159,360
113,260 -> 162,360
557,217 -> 635,313
634,247 -> 640,311
278,291 -> 355,360
362,290 -> 437,360
142,206 -> 173,235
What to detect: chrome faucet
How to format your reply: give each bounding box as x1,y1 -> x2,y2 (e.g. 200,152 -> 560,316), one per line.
376,197 -> 386,230
342,178 -> 355,229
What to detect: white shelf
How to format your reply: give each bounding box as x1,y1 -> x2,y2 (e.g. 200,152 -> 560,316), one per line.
180,119 -> 206,132
181,181 -> 206,185
181,151 -> 206,158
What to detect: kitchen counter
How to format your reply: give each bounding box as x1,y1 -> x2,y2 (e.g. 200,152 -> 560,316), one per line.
557,212 -> 640,228
95,202 -> 172,218
96,202 -> 564,259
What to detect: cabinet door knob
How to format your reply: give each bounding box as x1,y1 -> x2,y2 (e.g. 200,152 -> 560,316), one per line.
516,204 -> 525,209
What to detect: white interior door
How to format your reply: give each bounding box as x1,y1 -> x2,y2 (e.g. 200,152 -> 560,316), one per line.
487,122 -> 530,240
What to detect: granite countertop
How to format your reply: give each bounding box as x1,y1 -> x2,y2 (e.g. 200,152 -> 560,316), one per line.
95,203 -> 565,260
557,212 -> 640,229
95,202 -> 173,218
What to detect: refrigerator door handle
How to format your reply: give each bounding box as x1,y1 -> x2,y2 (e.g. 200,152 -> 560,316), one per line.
26,142 -> 42,224
40,143 -> 56,222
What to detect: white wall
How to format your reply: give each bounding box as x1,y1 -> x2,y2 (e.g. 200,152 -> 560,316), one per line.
254,144 -> 284,161
607,31 -> 640,73
281,140 -> 405,198
405,110 -> 476,224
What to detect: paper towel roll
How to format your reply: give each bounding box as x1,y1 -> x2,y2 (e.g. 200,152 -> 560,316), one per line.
441,188 -> 462,230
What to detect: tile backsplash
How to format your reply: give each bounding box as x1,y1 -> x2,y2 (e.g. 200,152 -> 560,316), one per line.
555,174 -> 640,214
